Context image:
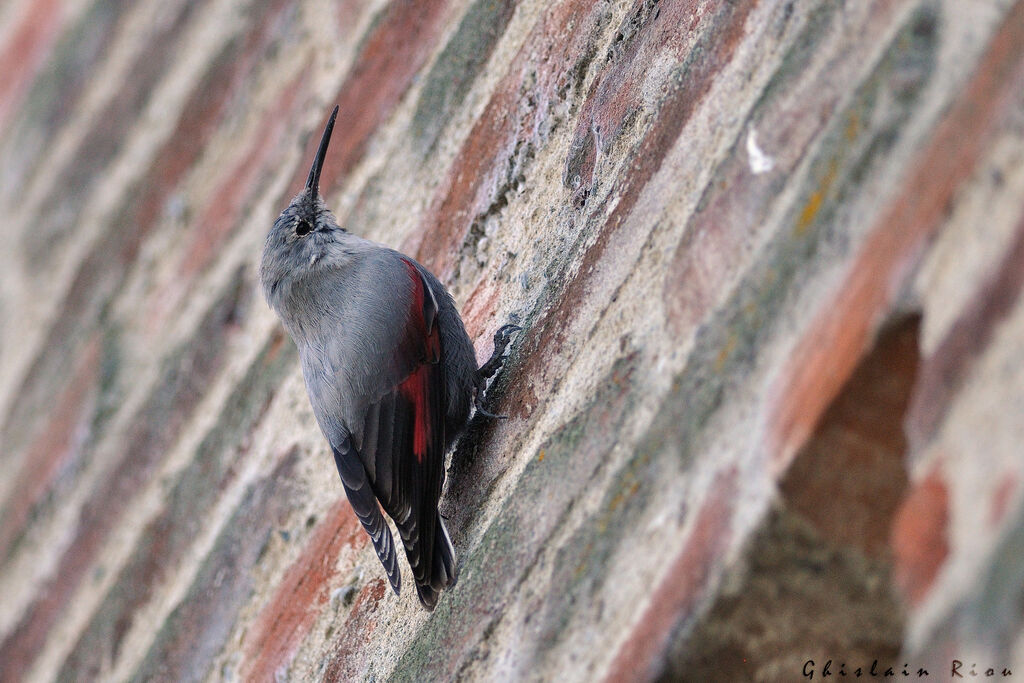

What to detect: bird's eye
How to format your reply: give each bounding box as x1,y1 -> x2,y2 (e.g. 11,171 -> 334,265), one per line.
296,220 -> 312,236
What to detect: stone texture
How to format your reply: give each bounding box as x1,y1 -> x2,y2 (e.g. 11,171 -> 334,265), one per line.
1,0 -> 1024,681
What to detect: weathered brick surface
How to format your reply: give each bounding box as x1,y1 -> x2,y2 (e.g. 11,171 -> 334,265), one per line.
2,1 -> 1024,681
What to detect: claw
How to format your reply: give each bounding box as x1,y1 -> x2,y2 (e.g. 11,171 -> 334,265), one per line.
476,323 -> 521,382
474,404 -> 508,420
474,321 -> 521,418
474,376 -> 508,419
495,323 -> 521,340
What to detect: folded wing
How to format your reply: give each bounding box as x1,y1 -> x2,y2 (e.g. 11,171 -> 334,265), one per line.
331,255 -> 458,608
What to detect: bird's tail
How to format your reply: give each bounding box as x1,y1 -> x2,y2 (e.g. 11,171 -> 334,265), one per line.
397,511 -> 458,610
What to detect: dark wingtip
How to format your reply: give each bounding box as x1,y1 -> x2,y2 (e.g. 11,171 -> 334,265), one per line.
415,584 -> 439,611
305,105 -> 339,201
413,515 -> 457,610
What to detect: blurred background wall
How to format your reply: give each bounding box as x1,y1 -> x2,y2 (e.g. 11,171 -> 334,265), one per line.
1,0 -> 1023,680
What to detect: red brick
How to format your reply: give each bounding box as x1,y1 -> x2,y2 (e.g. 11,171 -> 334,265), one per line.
56,329 -> 294,679
891,468 -> 950,605
990,474 -> 1018,528
906,213 -> 1024,451
241,500 -> 364,680
407,0 -> 608,277
127,448 -> 302,682
604,469 -> 737,682
0,337 -> 100,561
31,0 -> 202,263
322,579 -> 390,682
566,0 -> 750,195
0,0 -> 61,130
285,0 -> 452,202
0,274 -> 247,679
459,274 -> 503,347
779,317 -> 919,559
664,0 -> 911,334
186,77 -> 305,276
502,0 -> 757,419
128,73 -> 314,338
0,0 -> 295,462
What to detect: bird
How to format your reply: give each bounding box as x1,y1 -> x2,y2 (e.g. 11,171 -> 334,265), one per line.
259,106 -> 519,609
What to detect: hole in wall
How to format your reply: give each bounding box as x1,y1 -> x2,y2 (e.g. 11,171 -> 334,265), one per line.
779,313 -> 920,558
660,314 -> 922,681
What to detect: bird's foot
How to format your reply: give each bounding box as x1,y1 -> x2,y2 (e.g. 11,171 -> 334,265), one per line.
474,323 -> 521,418
477,324 -> 520,381
474,402 -> 507,419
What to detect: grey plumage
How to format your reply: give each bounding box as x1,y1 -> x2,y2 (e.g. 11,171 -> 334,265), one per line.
260,107 -> 517,609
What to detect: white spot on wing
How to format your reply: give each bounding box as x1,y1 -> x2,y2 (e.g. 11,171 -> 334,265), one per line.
746,128 -> 775,175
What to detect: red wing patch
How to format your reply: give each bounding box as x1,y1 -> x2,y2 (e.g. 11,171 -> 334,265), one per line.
398,258 -> 441,462
398,366 -> 431,461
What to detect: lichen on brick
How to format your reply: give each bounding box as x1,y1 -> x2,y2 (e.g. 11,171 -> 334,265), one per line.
410,0 -> 516,154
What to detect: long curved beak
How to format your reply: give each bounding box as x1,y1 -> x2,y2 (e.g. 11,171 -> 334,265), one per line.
305,105 -> 339,202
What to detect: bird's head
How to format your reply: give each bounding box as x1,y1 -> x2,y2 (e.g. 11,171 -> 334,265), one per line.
260,106 -> 348,306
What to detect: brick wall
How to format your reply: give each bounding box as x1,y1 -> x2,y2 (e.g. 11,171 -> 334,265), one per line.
2,0 -> 1024,680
